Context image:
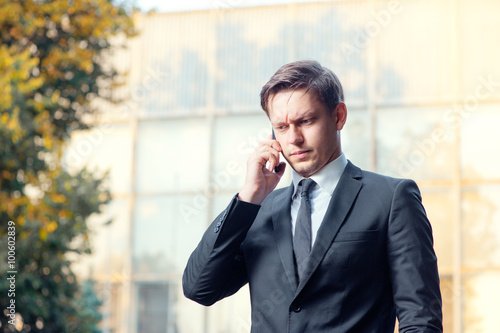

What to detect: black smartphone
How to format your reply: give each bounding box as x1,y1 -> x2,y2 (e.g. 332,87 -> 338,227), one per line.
272,129 -> 279,172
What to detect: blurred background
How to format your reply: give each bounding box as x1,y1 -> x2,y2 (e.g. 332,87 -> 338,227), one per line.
1,0 -> 499,332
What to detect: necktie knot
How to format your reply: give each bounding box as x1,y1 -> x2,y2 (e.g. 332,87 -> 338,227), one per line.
299,178 -> 316,198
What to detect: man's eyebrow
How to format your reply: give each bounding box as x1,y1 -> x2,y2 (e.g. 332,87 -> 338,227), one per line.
289,110 -> 316,122
271,109 -> 317,126
272,121 -> 287,127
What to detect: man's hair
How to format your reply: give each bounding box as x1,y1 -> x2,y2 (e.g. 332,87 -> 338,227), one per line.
260,60 -> 344,115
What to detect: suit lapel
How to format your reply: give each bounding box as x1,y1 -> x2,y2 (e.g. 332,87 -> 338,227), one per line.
295,161 -> 363,295
271,184 -> 298,290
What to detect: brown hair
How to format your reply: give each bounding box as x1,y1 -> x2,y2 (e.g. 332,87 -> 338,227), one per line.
260,60 -> 344,115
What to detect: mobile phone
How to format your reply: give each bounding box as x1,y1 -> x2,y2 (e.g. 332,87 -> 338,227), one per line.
272,129 -> 279,172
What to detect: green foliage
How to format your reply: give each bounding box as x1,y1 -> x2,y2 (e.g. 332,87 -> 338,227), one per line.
72,279 -> 104,333
0,0 -> 135,331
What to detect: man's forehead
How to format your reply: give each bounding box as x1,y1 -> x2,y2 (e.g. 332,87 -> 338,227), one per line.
268,87 -> 313,103
268,89 -> 322,122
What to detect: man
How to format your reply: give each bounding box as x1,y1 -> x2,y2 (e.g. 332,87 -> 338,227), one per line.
183,60 -> 443,332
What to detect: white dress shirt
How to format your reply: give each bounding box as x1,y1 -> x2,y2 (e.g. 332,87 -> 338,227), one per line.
291,153 -> 348,246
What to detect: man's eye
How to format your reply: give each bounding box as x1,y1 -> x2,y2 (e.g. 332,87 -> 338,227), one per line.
303,119 -> 312,124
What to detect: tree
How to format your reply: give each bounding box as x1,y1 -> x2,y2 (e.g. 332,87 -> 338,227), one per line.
0,0 -> 135,331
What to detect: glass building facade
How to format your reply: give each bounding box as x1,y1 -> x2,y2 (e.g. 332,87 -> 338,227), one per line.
65,1 -> 500,332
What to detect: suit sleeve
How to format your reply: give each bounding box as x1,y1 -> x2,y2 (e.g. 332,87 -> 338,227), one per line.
182,195 -> 260,306
387,179 -> 443,332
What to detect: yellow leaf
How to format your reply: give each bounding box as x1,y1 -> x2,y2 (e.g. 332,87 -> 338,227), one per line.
45,136 -> 53,150
47,221 -> 58,233
52,193 -> 66,203
1,113 -> 8,124
39,228 -> 47,241
51,90 -> 61,103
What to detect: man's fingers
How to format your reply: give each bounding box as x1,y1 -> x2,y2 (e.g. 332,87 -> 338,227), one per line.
255,144 -> 279,162
240,139 -> 284,205
258,139 -> 282,153
262,151 -> 280,172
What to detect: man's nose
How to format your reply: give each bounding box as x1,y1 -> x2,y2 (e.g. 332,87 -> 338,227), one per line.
287,126 -> 304,145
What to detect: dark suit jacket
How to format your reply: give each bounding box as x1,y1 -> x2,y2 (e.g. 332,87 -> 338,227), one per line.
183,161 -> 443,332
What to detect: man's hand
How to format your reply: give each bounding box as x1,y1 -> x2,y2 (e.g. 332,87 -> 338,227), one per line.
238,138 -> 286,205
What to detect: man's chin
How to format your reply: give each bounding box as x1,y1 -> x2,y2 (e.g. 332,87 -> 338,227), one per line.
291,162 -> 317,178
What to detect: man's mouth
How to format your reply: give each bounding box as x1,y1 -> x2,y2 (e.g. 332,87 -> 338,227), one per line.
290,150 -> 310,159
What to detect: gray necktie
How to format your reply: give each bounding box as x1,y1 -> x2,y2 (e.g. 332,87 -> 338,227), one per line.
294,178 -> 316,282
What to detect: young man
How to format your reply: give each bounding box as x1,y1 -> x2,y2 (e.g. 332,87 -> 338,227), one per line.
183,60 -> 443,332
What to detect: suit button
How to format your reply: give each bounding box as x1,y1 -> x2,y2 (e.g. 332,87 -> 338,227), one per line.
290,304 -> 301,312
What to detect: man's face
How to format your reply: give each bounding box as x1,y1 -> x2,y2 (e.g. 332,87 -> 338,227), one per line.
268,88 -> 346,178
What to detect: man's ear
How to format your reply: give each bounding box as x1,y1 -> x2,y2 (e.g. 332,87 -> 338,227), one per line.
334,102 -> 347,130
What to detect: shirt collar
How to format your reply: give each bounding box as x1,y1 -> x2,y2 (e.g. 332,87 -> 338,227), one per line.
292,153 -> 348,198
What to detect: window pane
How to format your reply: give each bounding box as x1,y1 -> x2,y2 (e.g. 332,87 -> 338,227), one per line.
215,7 -> 288,111
292,2 -> 369,105
72,198 -> 130,280
463,272 -> 500,332
176,283 -> 205,333
136,119 -> 210,193
133,195 -> 207,275
64,124 -> 133,194
136,13 -> 211,116
137,283 -> 172,333
96,282 -> 123,333
420,189 -> 453,274
462,185 -> 500,269
460,0 -> 500,99
377,0 -> 453,103
342,110 -> 371,171
376,107 -> 455,180
461,105 -> 500,180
